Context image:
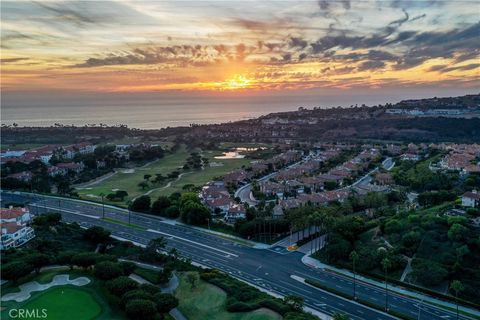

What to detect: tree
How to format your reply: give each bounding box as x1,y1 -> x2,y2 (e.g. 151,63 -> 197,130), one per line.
151,196 -> 171,216
144,174 -> 152,181
450,280 -> 464,320
185,272 -> 198,288
94,261 -> 123,280
154,293 -> 179,313
120,261 -> 136,276
165,205 -> 180,218
448,223 -> 468,242
180,201 -> 211,225
83,226 -> 111,244
138,181 -> 149,190
24,253 -> 51,274
130,195 -> 151,213
116,190 -> 129,201
332,313 -> 350,320
72,252 -> 97,269
57,251 -> 76,270
142,237 -> 167,262
284,295 -> 304,311
349,250 -> 359,300
1,261 -> 34,283
125,299 -> 157,320
107,276 -> 139,296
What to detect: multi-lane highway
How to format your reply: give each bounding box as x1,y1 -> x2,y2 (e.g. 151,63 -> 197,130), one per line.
1,191 -> 478,320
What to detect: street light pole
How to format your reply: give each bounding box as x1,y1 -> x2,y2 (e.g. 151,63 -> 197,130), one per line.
417,298 -> 423,320
101,195 -> 105,219
385,266 -> 389,311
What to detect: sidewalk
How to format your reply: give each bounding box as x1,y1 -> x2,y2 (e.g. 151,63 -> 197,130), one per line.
302,255 -> 480,317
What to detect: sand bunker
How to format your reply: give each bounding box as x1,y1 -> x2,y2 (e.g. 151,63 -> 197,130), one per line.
1,274 -> 90,303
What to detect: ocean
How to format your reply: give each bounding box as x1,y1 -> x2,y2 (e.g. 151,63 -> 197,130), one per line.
3,89 -> 466,129
1,93 -> 326,129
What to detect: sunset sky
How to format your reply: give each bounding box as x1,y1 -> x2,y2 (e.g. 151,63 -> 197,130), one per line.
1,0 -> 479,101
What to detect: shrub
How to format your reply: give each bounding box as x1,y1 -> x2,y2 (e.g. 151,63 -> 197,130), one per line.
121,290 -> 153,307
72,252 -> 98,269
154,293 -> 179,313
227,301 -> 255,312
259,299 -> 291,316
1,261 -> 34,282
94,261 -> 123,280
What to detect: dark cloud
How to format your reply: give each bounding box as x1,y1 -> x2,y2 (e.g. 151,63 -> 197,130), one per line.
289,37 -> 308,49
318,0 -> 351,10
429,63 -> 480,73
74,42 -> 262,68
394,22 -> 480,69
0,57 -> 29,63
298,53 -> 307,61
357,60 -> 386,71
282,53 -> 292,61
233,18 -> 269,31
33,1 -> 97,26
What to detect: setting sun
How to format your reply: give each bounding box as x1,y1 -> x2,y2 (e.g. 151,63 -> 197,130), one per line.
224,75 -> 253,90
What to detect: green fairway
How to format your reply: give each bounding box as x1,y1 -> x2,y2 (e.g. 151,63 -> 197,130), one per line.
149,150 -> 252,198
20,287 -> 101,320
175,273 -> 281,320
76,146 -> 254,205
76,146 -> 190,205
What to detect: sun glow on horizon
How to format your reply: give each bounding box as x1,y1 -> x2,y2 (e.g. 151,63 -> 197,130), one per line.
223,74 -> 254,90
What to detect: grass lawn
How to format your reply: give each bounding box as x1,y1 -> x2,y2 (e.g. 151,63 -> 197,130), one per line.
175,273 -> 281,320
133,267 -> 160,284
23,287 -> 102,320
0,143 -> 48,151
102,217 -> 146,230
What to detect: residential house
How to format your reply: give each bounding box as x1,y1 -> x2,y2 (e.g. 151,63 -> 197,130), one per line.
7,171 -> 33,182
225,204 -> 246,223
0,207 -> 35,250
462,190 -> 480,208
223,170 -> 247,185
374,172 -> 394,186
56,162 -> 85,174
205,197 -> 232,214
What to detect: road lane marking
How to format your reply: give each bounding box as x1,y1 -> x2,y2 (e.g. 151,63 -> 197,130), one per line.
147,229 -> 239,257
29,204 -> 99,219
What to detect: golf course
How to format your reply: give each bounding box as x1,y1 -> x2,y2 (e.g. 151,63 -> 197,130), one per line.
76,146 -> 253,206
175,273 -> 282,320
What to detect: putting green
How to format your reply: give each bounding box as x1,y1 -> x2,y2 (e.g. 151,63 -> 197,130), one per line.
21,287 -> 101,320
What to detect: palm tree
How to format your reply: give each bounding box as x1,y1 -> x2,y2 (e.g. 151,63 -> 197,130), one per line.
450,280 -> 464,320
349,250 -> 359,300
381,257 -> 392,312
